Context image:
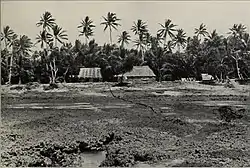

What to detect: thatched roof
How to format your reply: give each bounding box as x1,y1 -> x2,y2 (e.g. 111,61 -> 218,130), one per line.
78,67 -> 102,79
119,66 -> 156,78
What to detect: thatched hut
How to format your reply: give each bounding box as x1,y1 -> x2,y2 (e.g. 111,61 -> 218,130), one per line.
118,66 -> 156,82
78,67 -> 102,82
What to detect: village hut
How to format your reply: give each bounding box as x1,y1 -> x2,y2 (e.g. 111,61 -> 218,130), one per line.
78,67 -> 102,82
201,73 -> 215,84
118,66 -> 156,82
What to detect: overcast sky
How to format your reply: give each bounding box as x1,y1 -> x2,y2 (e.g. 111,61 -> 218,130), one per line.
1,1 -> 250,48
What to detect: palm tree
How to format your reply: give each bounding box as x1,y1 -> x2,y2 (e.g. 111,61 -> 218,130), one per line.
51,24 -> 68,47
205,30 -> 224,48
133,36 -> 146,57
1,26 -> 18,84
78,16 -> 95,43
194,23 -> 209,40
7,34 -> 18,84
131,19 -> 148,37
228,24 -> 247,79
131,19 -> 148,61
36,11 -> 56,31
157,19 -> 176,46
118,31 -> 131,49
49,24 -> 68,84
35,30 -> 53,49
229,24 -> 247,38
1,26 -> 15,49
173,29 -> 187,52
101,12 -> 121,44
15,35 -> 33,84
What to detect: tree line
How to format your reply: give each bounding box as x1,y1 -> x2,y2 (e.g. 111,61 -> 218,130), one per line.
1,11 -> 250,84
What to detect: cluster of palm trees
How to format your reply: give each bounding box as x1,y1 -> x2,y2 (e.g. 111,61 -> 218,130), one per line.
1,11 -> 250,85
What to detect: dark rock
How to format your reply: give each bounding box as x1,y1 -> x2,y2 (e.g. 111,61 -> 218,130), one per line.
79,141 -> 90,152
218,106 -> 244,123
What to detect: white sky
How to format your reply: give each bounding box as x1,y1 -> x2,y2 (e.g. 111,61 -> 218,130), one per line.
1,1 -> 250,49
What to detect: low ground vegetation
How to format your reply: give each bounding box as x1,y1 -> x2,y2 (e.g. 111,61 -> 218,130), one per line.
1,82 -> 249,167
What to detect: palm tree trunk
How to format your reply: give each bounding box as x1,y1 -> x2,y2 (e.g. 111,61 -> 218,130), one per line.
8,54 -> 13,84
177,44 -> 180,53
18,52 -> 22,85
63,67 -> 69,83
235,58 -> 241,79
164,37 -> 167,47
158,67 -> 162,82
85,36 -> 88,45
52,57 -> 57,84
109,26 -> 112,44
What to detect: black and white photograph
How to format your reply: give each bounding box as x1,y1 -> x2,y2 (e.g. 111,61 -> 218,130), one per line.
1,0 -> 250,167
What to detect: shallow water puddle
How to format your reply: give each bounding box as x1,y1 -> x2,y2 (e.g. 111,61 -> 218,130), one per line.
81,151 -> 106,167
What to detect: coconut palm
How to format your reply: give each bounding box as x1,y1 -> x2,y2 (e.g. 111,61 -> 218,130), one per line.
229,24 -> 247,38
15,35 -> 33,84
194,23 -> 209,40
173,29 -> 187,52
1,26 -> 16,49
101,12 -> 121,44
157,19 -> 176,46
7,34 -> 18,84
1,26 -> 18,84
36,11 -> 56,31
227,24 -> 247,79
131,19 -> 148,37
133,35 -> 147,61
78,16 -> 95,43
205,30 -> 224,47
51,24 -> 68,47
131,19 -> 148,61
118,31 -> 131,49
49,25 -> 68,84
35,30 -> 53,49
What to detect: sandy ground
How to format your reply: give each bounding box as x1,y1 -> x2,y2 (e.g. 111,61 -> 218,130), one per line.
1,81 -> 250,167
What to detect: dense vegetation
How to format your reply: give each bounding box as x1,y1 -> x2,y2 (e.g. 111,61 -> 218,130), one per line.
1,11 -> 250,84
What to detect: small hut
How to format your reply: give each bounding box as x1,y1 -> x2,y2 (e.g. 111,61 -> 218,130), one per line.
201,73 -> 215,84
78,67 -> 102,82
118,66 -> 156,82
